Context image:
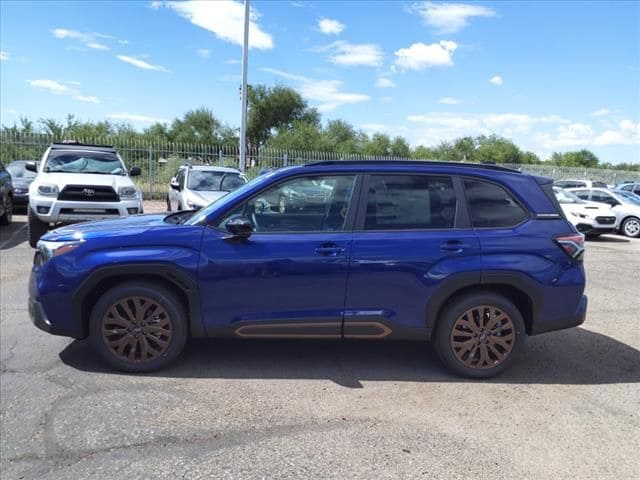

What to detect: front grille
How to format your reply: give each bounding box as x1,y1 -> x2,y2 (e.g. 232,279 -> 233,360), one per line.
595,216 -> 616,225
60,208 -> 119,215
58,186 -> 119,202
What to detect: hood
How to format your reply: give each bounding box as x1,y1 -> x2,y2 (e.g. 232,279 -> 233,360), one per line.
43,213 -> 168,242
11,177 -> 35,189
188,190 -> 227,206
30,172 -> 135,193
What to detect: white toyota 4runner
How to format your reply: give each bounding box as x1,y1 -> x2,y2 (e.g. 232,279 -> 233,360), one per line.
27,142 -> 143,247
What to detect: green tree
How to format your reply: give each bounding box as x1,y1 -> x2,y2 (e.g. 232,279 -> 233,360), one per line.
390,136 -> 411,158
412,145 -> 439,160
550,149 -> 599,168
265,121 -> 324,151
364,133 -> 392,156
475,135 -> 523,164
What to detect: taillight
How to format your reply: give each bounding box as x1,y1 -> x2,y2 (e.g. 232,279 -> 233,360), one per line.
554,233 -> 585,261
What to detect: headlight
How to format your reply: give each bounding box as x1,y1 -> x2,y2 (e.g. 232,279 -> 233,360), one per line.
36,240 -> 83,263
13,187 -> 28,194
37,184 -> 59,196
118,186 -> 138,198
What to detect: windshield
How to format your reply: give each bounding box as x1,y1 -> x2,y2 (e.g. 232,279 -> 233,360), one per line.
44,150 -> 126,175
617,191 -> 640,205
187,170 -> 246,192
185,169 -> 282,225
553,187 -> 584,204
6,162 -> 37,179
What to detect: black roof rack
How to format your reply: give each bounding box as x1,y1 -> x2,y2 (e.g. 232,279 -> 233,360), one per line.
51,141 -> 116,151
303,160 -> 520,173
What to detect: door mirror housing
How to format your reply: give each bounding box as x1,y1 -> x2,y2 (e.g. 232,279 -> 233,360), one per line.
129,166 -> 141,177
170,178 -> 180,190
225,216 -> 253,239
25,162 -> 38,173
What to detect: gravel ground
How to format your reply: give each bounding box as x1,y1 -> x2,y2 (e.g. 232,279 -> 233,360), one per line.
1,208 -> 639,479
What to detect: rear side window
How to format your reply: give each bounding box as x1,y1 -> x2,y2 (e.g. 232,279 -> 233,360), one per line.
364,175 -> 457,230
592,181 -> 607,188
464,179 -> 528,228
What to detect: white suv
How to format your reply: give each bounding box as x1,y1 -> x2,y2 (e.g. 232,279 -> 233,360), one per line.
27,142 -> 143,247
167,164 -> 246,211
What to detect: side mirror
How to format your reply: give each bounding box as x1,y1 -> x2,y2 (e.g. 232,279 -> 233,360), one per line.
170,178 -> 180,190
25,162 -> 38,173
225,216 -> 253,239
130,166 -> 141,177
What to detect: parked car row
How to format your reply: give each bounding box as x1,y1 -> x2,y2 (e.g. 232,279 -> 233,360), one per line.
553,179 -> 640,238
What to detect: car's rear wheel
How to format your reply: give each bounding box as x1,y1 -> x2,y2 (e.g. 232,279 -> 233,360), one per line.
28,207 -> 48,247
434,292 -> 525,378
89,282 -> 188,372
621,216 -> 640,238
0,194 -> 12,226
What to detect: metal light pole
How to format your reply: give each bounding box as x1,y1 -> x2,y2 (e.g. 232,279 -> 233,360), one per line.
239,0 -> 250,173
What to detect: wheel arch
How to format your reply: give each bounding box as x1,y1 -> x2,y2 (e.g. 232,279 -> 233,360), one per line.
426,272 -> 539,338
72,263 -> 205,339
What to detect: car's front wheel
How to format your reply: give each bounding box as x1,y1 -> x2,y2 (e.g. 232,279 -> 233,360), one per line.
89,281 -> 188,372
621,216 -> 640,238
434,292 -> 525,378
28,207 -> 48,247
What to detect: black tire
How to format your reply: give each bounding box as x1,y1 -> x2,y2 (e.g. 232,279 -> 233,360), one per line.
28,207 -> 48,247
621,216 -> 640,238
166,195 -> 172,211
89,281 -> 188,373
433,291 -> 526,379
0,194 -> 12,226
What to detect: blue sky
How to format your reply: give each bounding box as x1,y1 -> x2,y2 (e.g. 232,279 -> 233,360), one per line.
1,0 -> 638,163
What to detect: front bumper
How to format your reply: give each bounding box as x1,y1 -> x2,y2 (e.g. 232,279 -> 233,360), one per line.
575,223 -> 616,235
12,193 -> 29,205
30,196 -> 142,223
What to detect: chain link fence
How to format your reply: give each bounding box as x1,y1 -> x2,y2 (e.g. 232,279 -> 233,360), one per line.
1,132 -> 638,199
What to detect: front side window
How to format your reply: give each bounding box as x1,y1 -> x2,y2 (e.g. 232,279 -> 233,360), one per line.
364,175 -> 457,230
44,150 -> 125,175
591,191 -> 616,205
218,175 -> 356,233
464,179 -> 528,228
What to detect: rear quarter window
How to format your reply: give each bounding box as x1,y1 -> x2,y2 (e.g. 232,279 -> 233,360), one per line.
463,179 -> 529,228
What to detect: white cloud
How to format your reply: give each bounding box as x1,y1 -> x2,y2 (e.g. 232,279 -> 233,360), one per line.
73,95 -> 101,104
86,42 -> 110,51
537,119 -> 640,148
28,79 -> 70,95
409,2 -> 496,34
163,1 -> 274,50
489,75 -> 503,86
149,0 -> 163,9
591,108 -> 611,117
394,40 -> 457,71
197,48 -> 211,58
117,55 -> 171,72
0,51 -> 8,61
51,28 -> 127,50
439,96 -> 462,104
107,113 -> 169,124
375,77 -> 395,88
261,67 -> 370,112
318,18 -> 345,35
320,41 -> 383,67
226,58 -> 241,64
361,123 -> 387,131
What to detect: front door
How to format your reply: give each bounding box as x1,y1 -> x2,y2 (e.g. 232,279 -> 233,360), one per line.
198,174 -> 358,338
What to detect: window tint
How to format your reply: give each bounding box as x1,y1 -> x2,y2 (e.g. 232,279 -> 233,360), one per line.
591,191 -> 617,205
364,175 -> 456,230
218,175 -> 356,233
464,179 -> 528,228
592,181 -> 607,188
572,190 -> 590,200
176,169 -> 186,189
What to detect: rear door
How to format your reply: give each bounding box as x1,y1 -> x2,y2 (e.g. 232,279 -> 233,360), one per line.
344,174 -> 481,337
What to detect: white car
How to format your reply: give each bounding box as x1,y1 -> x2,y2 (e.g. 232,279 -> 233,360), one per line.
27,142 -> 143,247
553,187 -> 618,237
167,164 -> 247,211
567,187 -> 640,238
554,179 -> 609,189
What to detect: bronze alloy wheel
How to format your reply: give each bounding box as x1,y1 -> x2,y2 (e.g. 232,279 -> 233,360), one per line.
101,296 -> 173,363
450,305 -> 515,370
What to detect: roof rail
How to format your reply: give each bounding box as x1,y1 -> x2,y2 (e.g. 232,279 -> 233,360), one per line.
303,160 -> 521,173
51,141 -> 115,149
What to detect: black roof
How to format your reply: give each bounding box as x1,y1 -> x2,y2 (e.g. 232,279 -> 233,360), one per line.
304,160 -> 520,173
50,142 -> 116,153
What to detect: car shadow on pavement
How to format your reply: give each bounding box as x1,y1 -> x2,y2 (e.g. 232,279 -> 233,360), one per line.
60,327 -> 640,387
0,219 -> 28,250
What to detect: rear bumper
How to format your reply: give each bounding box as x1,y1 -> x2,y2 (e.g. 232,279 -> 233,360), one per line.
530,294 -> 588,335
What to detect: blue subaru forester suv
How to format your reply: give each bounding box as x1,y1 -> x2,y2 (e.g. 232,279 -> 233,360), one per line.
29,161 -> 587,378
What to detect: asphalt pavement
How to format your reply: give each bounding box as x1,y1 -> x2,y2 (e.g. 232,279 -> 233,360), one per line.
1,212 -> 639,479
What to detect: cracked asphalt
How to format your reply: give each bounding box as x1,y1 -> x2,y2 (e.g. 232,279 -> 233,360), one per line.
1,210 -> 639,479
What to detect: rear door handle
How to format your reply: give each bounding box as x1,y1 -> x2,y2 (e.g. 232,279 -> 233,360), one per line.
315,243 -> 345,256
440,240 -> 471,252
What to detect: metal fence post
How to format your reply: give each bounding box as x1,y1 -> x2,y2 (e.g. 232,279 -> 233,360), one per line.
283,153 -> 288,167
219,149 -> 223,166
148,145 -> 153,199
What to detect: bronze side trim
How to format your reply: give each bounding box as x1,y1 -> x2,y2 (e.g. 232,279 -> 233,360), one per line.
234,322 -> 342,338
343,321 -> 393,339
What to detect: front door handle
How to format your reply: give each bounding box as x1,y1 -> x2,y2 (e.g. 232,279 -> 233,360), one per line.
315,243 -> 345,256
440,240 -> 471,252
